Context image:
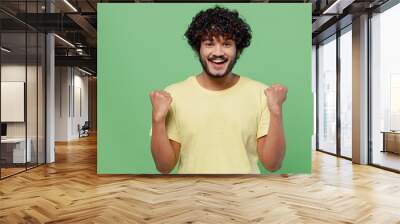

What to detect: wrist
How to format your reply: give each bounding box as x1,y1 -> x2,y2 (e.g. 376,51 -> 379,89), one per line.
152,114 -> 166,124
271,110 -> 282,117
270,112 -> 283,121
269,105 -> 283,117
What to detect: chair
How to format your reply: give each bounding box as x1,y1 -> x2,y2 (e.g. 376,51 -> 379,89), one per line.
78,121 -> 90,138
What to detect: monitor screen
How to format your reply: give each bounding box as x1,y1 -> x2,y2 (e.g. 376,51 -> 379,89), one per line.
1,123 -> 7,137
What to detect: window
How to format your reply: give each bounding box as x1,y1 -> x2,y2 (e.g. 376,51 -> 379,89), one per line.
371,2 -> 400,171
317,35 -> 337,154
339,27 -> 352,158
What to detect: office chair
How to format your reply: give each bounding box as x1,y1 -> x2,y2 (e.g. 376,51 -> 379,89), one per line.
79,121 -> 90,138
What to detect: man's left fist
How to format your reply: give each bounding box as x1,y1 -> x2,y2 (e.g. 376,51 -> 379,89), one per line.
264,84 -> 288,116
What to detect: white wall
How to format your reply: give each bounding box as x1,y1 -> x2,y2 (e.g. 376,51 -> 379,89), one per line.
1,66 -> 26,139
55,67 -> 89,141
1,65 -> 41,137
55,66 -> 70,141
71,72 -> 89,139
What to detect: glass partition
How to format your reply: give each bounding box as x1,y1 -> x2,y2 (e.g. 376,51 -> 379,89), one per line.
0,1 -> 46,179
1,30 -> 28,177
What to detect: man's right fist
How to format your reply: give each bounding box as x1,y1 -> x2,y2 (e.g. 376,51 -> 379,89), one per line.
149,90 -> 172,122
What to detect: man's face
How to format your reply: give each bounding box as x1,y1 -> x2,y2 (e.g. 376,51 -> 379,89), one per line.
199,35 -> 239,78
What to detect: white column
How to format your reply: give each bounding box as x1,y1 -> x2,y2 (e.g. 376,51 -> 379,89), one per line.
46,1 -> 55,163
352,14 -> 369,164
46,33 -> 55,163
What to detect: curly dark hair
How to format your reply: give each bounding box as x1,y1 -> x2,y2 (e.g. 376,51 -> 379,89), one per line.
184,6 -> 252,54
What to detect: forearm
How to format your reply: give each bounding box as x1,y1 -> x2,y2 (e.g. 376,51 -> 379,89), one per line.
259,113 -> 286,171
151,119 -> 177,173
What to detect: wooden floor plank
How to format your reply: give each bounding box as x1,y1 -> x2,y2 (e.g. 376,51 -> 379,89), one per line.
0,134 -> 399,223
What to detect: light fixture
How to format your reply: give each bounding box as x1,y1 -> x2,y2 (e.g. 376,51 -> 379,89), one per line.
76,48 -> 85,55
322,0 -> 354,15
63,0 -> 78,12
1,47 -> 11,53
54,34 -> 75,48
77,67 -> 93,76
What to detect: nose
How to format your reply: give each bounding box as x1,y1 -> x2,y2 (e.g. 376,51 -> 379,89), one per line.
212,44 -> 224,56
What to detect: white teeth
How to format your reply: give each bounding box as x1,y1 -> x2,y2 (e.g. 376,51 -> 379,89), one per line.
210,59 -> 226,64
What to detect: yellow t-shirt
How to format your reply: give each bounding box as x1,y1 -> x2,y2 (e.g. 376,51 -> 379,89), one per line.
163,75 -> 270,174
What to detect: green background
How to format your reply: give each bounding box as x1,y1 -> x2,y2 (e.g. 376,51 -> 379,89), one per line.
98,3 -> 312,174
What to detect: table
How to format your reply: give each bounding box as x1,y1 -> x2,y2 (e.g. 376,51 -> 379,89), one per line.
1,138 -> 32,163
381,131 -> 400,154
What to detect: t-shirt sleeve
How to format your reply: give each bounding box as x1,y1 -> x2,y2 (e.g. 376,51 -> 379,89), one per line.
257,85 -> 270,138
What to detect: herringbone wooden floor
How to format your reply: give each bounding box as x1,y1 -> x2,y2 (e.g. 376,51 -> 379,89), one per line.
1,134 -> 400,224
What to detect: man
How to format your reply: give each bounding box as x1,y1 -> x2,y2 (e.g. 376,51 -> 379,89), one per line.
150,6 -> 287,174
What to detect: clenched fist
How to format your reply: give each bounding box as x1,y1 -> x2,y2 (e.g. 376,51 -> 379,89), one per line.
149,90 -> 172,122
264,84 -> 288,116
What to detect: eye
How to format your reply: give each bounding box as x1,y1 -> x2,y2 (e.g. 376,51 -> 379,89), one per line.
204,41 -> 214,47
223,42 -> 233,47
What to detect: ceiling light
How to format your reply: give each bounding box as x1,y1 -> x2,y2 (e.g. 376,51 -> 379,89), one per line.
63,0 -> 78,12
54,34 -> 75,48
78,67 -> 93,76
322,0 -> 354,15
1,47 -> 11,53
323,0 -> 341,14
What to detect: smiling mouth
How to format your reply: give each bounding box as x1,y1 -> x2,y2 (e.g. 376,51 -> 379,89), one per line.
208,58 -> 228,64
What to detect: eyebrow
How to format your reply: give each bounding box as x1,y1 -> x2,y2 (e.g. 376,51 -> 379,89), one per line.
201,37 -> 234,42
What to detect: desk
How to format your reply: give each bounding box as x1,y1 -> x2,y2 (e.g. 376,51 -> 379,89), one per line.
1,138 -> 31,163
381,131 -> 400,154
